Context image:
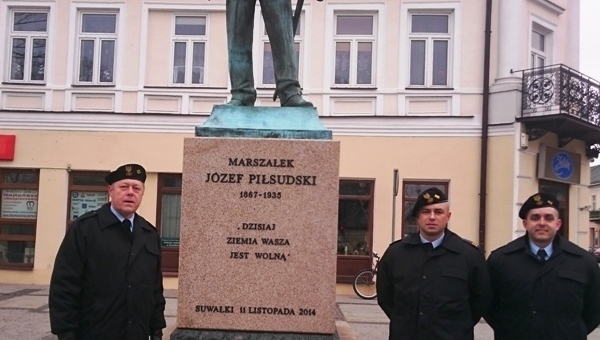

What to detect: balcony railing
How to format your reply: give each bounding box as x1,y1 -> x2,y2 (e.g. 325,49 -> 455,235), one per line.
520,64 -> 600,124
590,210 -> 600,221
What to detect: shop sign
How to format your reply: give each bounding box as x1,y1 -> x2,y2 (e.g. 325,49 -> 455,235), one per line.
70,191 -> 109,220
538,144 -> 581,184
1,189 -> 38,219
161,238 -> 180,247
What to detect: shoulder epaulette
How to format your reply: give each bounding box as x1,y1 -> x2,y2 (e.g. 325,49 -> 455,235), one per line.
389,238 -> 403,246
462,238 -> 479,249
75,210 -> 98,222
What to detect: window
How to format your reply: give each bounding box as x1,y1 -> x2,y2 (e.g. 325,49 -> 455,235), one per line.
336,179 -> 374,283
76,12 -> 117,84
156,174 -> 182,274
408,13 -> 451,87
593,195 -> 597,211
172,15 -> 206,85
333,14 -> 376,86
68,172 -> 109,226
590,227 -> 599,249
530,22 -> 553,69
0,169 -> 39,268
401,181 -> 448,238
260,16 -> 301,87
8,10 -> 48,83
338,180 -> 373,256
531,30 -> 546,68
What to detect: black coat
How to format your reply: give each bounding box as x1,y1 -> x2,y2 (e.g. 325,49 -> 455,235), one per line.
376,230 -> 491,340
49,203 -> 166,340
485,235 -> 600,340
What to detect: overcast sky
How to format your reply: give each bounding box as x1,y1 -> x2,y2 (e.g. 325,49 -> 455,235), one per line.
577,0 -> 599,164
580,0 -> 600,82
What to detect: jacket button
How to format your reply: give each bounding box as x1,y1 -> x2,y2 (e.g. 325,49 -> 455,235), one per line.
532,310 -> 537,314
422,275 -> 427,279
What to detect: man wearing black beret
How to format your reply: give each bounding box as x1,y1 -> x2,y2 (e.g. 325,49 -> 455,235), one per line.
49,164 -> 166,340
376,187 -> 491,340
485,192 -> 600,340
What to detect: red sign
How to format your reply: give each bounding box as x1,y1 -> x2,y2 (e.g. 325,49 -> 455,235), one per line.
0,135 -> 16,161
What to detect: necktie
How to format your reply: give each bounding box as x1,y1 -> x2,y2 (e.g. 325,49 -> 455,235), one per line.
537,248 -> 547,264
423,243 -> 433,253
123,219 -> 132,234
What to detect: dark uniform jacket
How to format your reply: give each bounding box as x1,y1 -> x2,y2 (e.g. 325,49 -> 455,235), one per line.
49,203 -> 166,340
376,230 -> 491,340
485,234 -> 600,340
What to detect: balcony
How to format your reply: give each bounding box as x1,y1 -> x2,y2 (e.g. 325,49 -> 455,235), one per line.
591,210 -> 600,221
517,64 -> 600,147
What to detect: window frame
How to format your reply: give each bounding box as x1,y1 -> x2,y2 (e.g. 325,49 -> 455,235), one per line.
336,178 -> 375,283
170,14 -> 208,86
75,10 -> 119,85
407,11 -> 453,88
0,168 -> 39,270
156,173 -> 182,276
66,171 -> 109,228
530,22 -> 554,69
401,180 -> 449,239
331,12 -> 377,88
6,9 -> 49,84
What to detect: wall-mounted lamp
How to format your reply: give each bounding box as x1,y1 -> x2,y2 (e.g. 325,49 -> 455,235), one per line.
579,205 -> 592,211
586,144 -> 600,161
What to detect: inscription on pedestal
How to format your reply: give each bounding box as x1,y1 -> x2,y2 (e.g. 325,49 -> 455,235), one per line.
178,138 -> 339,334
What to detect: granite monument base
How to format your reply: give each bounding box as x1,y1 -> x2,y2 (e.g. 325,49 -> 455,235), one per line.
170,328 -> 340,340
176,105 -> 339,338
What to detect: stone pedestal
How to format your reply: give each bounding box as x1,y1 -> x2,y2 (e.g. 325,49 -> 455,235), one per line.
173,106 -> 340,339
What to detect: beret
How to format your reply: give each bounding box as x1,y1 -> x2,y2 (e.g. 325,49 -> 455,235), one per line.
411,187 -> 448,217
518,192 -> 559,219
105,163 -> 146,185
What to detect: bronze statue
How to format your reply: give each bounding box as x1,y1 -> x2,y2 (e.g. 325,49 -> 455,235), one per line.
226,0 -> 317,107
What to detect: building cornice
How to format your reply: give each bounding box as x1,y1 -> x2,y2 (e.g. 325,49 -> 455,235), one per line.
531,0 -> 566,14
0,111 -> 490,137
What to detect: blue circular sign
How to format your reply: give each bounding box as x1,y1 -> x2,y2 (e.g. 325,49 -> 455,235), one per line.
552,151 -> 573,180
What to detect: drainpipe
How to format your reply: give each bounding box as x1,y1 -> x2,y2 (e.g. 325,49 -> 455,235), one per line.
478,0 -> 493,253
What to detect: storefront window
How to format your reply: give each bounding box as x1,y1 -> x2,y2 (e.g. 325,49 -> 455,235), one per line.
337,180 -> 373,256
68,172 -> 109,225
157,174 -> 182,274
0,169 -> 39,268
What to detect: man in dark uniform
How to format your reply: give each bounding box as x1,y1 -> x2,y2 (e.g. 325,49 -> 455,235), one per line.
376,187 -> 491,340
226,0 -> 312,107
49,164 -> 166,340
485,192 -> 600,340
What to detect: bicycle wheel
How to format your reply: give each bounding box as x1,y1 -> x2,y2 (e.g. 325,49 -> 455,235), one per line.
353,269 -> 377,300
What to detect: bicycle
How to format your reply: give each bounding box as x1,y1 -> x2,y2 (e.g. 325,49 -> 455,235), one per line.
352,252 -> 380,300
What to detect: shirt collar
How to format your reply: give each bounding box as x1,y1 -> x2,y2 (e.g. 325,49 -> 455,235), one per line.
110,205 -> 134,229
529,239 -> 553,258
419,233 -> 445,249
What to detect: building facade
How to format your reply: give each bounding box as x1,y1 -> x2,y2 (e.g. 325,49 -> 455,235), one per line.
1,0 -> 598,289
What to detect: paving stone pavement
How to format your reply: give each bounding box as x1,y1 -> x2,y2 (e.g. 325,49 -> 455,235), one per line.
2,284 -> 600,340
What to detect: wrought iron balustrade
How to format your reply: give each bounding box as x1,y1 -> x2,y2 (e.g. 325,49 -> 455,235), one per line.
590,210 -> 600,221
520,64 -> 600,126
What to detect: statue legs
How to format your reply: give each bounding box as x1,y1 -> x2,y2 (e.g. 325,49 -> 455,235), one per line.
226,0 -> 312,107
226,0 -> 257,106
260,0 -> 312,107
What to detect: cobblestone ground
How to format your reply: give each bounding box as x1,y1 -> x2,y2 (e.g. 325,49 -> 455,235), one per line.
3,285 -> 600,340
